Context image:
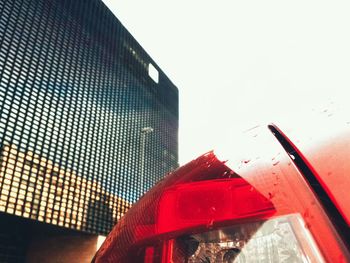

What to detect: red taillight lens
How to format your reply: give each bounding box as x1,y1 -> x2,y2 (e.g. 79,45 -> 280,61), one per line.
157,179 -> 274,234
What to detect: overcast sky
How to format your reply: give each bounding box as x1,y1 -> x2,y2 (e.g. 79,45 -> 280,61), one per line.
102,0 -> 350,165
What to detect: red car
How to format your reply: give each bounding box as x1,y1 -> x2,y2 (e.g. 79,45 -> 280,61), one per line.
93,109 -> 350,262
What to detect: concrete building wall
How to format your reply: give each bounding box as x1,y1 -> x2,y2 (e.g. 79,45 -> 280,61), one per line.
26,233 -> 99,263
0,213 -> 105,263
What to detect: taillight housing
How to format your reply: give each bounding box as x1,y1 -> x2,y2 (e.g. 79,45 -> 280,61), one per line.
94,133 -> 350,262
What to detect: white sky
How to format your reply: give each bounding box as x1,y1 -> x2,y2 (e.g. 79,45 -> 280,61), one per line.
102,0 -> 350,165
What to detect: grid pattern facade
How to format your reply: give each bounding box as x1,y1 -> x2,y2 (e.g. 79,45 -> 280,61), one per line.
0,0 -> 178,236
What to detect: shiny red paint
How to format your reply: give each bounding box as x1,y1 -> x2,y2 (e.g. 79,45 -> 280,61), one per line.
275,118 -> 350,227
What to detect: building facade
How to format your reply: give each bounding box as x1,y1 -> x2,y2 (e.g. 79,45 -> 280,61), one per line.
0,0 -> 178,261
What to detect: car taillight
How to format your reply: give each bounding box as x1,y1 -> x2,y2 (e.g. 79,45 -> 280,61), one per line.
94,147 -> 349,262
151,177 -> 329,263
139,179 -> 325,263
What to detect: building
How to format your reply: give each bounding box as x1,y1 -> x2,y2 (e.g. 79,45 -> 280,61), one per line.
0,0 -> 178,261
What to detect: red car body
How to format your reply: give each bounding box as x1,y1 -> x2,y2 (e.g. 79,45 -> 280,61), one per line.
93,109 -> 350,262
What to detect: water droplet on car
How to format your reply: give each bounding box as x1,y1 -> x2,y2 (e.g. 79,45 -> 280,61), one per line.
272,161 -> 280,166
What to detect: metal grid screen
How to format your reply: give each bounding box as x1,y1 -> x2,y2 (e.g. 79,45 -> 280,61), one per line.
0,0 -> 178,235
